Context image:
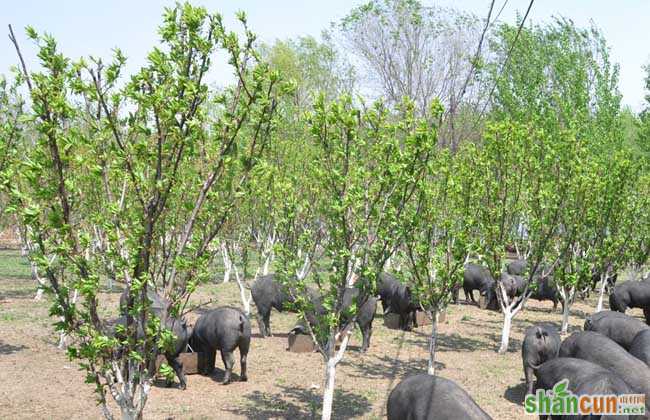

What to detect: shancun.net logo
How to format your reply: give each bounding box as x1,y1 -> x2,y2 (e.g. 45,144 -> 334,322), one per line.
524,379 -> 646,416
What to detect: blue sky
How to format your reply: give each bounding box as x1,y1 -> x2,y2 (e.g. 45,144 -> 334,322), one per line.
2,1 -> 649,111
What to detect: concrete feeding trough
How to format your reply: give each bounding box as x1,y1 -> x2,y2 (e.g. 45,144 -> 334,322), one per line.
383,313 -> 402,330
155,352 -> 201,375
384,311 -> 444,330
414,311 -> 430,327
288,331 -> 317,353
437,310 -> 447,323
479,295 -> 488,309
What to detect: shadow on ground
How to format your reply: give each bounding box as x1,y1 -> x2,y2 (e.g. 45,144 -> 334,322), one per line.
411,330 -> 494,352
0,287 -> 39,300
504,382 -> 527,405
0,341 -> 28,355
225,384 -> 372,419
342,353 -> 444,381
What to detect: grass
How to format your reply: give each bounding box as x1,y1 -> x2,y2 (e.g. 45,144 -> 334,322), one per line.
0,249 -> 31,280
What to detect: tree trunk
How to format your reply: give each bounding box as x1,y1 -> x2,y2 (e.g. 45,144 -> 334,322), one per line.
319,330 -> 350,420
560,299 -> 571,335
119,405 -> 141,420
262,253 -> 272,275
32,259 -> 46,300
234,266 -> 251,315
595,273 -> 608,312
16,224 -> 47,300
498,310 -> 513,354
427,309 -> 438,375
111,367 -> 150,420
221,243 -> 232,283
58,289 -> 78,349
384,256 -> 392,272
321,358 -> 337,420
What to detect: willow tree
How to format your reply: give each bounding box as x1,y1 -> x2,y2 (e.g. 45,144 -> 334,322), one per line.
1,4 -> 287,419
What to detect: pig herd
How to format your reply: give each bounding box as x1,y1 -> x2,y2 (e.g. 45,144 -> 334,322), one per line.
114,264 -> 650,419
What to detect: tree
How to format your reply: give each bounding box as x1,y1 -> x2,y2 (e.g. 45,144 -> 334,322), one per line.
274,96 -> 437,420
261,35 -> 355,108
638,63 -> 650,158
1,4 -> 287,419
479,17 -> 631,340
336,0 -> 487,148
486,17 -> 621,144
0,75 -> 51,300
402,139 -> 472,374
469,121 -> 569,353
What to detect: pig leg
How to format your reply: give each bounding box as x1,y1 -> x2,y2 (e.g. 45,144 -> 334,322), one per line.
256,308 -> 269,337
524,362 -> 534,395
167,355 -> 186,390
399,313 -> 412,331
221,351 -> 235,384
205,349 -> 216,375
263,312 -> 272,337
240,351 -> 248,382
359,320 -> 373,352
197,349 -> 213,375
239,336 -> 250,382
644,307 -> 650,326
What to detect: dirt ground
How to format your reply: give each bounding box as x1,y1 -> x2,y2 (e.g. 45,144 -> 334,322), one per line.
0,249 -> 646,419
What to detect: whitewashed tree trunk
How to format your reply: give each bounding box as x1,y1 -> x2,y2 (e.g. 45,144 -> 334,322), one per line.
559,285 -> 575,335
499,310 -> 513,354
595,273 -> 608,312
32,262 -> 45,300
107,361 -> 151,420
561,299 -> 571,335
321,359 -> 337,420
16,224 -> 48,300
233,265 -> 252,315
261,232 -> 276,275
497,281 -> 528,354
262,254 -> 272,276
384,255 -> 392,272
320,332 -> 350,420
296,252 -> 311,281
427,309 -> 438,375
221,242 -> 232,283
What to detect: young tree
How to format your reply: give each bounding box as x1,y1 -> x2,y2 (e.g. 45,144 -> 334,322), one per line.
274,96 -> 437,419
402,141 -> 472,374
469,121 -> 571,353
1,4 -> 287,419
478,18 -> 627,342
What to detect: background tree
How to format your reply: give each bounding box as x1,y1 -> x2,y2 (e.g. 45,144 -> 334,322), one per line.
637,63 -> 650,158
336,0 -> 488,148
261,35 -> 355,109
